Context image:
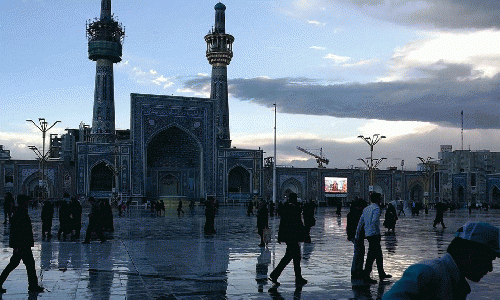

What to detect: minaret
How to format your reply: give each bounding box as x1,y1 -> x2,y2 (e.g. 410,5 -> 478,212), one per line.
205,2 -> 234,149
86,0 -> 125,143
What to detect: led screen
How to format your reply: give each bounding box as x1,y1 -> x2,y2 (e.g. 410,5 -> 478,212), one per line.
324,177 -> 347,193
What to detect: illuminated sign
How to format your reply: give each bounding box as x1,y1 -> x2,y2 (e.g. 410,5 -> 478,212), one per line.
324,177 -> 347,193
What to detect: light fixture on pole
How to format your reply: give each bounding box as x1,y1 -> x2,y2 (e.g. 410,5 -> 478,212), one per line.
358,134 -> 386,191
27,118 -> 61,201
417,156 -> 434,205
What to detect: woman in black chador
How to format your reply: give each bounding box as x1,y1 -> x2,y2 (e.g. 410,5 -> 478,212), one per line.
383,202 -> 398,232
204,197 -> 216,234
268,193 -> 307,286
302,200 -> 316,243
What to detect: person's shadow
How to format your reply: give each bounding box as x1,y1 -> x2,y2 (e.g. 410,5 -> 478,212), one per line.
384,232 -> 397,254
351,280 -> 387,299
269,285 -> 303,300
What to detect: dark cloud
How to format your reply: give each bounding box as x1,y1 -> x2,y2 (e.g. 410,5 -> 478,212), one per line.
183,63 -> 500,129
345,0 -> 500,29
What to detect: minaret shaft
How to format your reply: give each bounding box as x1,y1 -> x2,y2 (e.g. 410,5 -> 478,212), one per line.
211,65 -> 230,147
206,3 -> 233,149
91,59 -> 116,143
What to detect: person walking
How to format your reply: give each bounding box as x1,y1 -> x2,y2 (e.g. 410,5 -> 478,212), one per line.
302,199 -> 316,243
397,200 -> 405,216
256,200 -> 269,247
247,199 -> 254,216
383,201 -> 398,232
0,195 -> 44,293
433,201 -> 447,228
177,199 -> 184,216
268,193 -> 307,286
355,192 -> 391,284
3,193 -> 14,224
83,197 -> 106,244
347,198 -> 367,279
41,200 -> 54,239
383,222 -> 499,299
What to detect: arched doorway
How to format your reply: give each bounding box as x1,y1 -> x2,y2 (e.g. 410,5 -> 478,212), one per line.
410,185 -> 423,202
147,126 -> 201,200
227,166 -> 250,193
90,162 -> 115,192
491,186 -> 500,207
159,174 -> 179,197
281,178 -> 303,201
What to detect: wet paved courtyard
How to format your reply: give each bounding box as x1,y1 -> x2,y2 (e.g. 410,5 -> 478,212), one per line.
0,203 -> 499,299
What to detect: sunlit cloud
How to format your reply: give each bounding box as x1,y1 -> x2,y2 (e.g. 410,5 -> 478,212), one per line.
324,53 -> 350,63
308,20 -> 326,26
310,46 -> 326,50
379,30 -> 500,82
358,120 -> 438,139
116,61 -> 176,89
342,59 -> 380,68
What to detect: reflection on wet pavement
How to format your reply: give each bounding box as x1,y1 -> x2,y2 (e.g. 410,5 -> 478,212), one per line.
0,205 -> 498,299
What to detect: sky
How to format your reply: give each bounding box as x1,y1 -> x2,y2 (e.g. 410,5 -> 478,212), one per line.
2,0 -> 500,170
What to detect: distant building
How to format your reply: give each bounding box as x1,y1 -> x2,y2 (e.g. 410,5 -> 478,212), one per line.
437,145 -> 500,207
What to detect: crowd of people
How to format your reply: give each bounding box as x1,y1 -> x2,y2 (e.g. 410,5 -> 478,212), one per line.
1,191 -> 498,299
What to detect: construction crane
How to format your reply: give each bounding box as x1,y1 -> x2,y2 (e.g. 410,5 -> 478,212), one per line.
296,146 -> 329,168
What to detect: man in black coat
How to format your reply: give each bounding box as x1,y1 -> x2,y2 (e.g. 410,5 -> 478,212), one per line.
0,195 -> 44,293
268,193 -> 307,286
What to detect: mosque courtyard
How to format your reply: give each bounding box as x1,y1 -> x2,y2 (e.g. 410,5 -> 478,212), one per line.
0,203 -> 498,299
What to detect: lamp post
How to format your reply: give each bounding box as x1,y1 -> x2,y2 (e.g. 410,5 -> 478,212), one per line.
27,118 -> 61,201
417,156 -> 434,206
273,103 -> 277,204
357,134 -> 386,192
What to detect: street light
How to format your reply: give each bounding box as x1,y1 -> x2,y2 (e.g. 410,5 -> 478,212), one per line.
358,134 -> 386,190
27,118 -> 61,202
273,103 -> 277,204
417,156 -> 434,205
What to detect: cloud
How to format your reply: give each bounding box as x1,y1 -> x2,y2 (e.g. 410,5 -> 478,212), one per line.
310,46 -> 326,50
380,30 -> 500,81
324,53 -> 351,63
116,61 -> 175,89
337,0 -> 500,29
342,59 -> 380,68
182,66 -> 500,129
308,20 -> 326,26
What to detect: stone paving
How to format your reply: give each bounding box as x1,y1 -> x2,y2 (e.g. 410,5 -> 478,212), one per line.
0,203 -> 499,299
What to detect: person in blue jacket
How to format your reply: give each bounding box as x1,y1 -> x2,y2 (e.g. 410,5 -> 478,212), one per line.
382,221 -> 499,300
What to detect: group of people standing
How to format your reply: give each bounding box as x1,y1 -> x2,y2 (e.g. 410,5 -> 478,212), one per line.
41,197 -> 83,240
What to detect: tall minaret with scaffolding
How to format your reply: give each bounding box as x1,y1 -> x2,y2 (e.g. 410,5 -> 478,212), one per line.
205,2 -> 234,149
86,0 -> 125,143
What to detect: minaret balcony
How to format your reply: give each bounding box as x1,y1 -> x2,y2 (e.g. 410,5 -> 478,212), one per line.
206,51 -> 233,65
88,40 -> 122,63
